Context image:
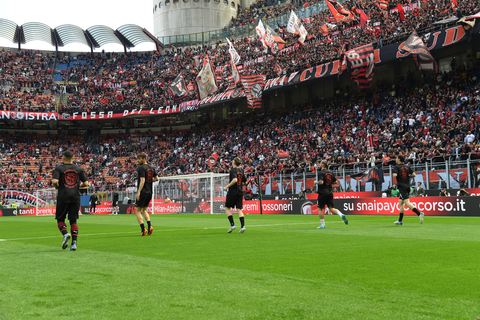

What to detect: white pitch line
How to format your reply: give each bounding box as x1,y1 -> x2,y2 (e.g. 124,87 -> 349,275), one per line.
0,218 -> 393,242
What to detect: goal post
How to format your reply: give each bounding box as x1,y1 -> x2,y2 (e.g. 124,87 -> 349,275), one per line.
35,188 -> 57,216
155,172 -> 229,214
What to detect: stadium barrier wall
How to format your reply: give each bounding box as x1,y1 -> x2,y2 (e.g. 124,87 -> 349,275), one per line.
2,196 -> 479,216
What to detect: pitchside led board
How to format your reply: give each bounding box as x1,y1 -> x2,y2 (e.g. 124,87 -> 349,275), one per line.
2,195 -> 479,217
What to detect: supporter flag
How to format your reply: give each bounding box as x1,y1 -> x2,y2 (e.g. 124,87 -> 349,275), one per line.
302,17 -> 311,27
451,0 -> 458,8
241,75 -> 266,109
366,134 -> 374,153
350,167 -> 382,183
320,25 -> 329,36
465,11 -> 480,21
274,63 -> 282,77
359,10 -> 369,29
344,43 -> 375,89
230,57 -> 240,87
168,74 -> 188,99
99,97 -> 109,105
256,20 -> 286,54
287,11 -> 308,44
325,0 -> 354,22
378,0 -> 389,10
402,31 -> 438,73
226,38 -> 240,65
208,154 -> 218,167
187,81 -> 195,93
196,57 -> 219,99
397,3 -> 405,21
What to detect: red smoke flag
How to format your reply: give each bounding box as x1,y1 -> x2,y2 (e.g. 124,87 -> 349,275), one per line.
397,3 -> 405,21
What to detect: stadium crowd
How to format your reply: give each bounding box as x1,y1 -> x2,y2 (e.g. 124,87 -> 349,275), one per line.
1,0 -> 479,114
1,63 -> 480,193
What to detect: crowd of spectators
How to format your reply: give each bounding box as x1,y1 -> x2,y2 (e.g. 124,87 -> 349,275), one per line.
1,64 -> 480,193
0,50 -> 55,111
1,0 -> 479,114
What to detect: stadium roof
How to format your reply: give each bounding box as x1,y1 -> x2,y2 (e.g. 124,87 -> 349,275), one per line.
0,18 -> 162,50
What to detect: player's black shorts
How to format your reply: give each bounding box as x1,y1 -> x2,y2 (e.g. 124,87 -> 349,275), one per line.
399,188 -> 410,200
136,193 -> 152,208
112,201 -> 117,207
225,193 -> 243,209
317,193 -> 334,209
56,203 -> 80,221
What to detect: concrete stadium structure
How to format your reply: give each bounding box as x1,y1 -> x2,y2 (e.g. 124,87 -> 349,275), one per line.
152,0 -> 247,38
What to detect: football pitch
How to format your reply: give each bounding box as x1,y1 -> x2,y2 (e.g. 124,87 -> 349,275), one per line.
0,214 -> 479,320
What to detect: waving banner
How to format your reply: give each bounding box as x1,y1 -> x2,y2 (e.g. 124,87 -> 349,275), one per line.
226,38 -> 240,65
287,11 -> 308,44
344,43 -> 375,88
256,20 -> 286,54
196,57 -> 219,99
401,31 -> 438,73
325,0 -> 355,22
241,75 -> 266,109
168,74 -> 188,99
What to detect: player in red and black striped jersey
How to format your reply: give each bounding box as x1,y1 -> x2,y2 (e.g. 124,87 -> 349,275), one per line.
392,155 -> 424,225
224,157 -> 247,233
314,161 -> 348,229
52,150 -> 89,251
136,152 -> 159,236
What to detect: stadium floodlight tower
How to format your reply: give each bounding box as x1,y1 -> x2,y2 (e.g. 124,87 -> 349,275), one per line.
152,0 -> 242,40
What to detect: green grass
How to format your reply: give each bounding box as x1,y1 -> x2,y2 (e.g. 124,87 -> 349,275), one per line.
0,214 -> 479,320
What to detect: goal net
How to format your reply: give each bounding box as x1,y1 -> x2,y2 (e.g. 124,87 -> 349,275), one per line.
35,188 -> 58,216
155,173 -> 229,214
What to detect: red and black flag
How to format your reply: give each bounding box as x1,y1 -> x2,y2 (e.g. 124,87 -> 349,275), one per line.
168,74 -> 188,100
402,31 -> 438,73
241,75 -> 266,109
345,43 -> 375,89
377,0 -> 388,10
325,0 -> 354,22
99,97 -> 109,105
351,167 -> 384,184
274,63 -> 283,77
366,134 -> 374,153
397,3 -> 405,21
359,9 -> 369,29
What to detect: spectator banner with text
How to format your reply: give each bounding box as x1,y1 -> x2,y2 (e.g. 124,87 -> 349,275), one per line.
0,26 -> 469,122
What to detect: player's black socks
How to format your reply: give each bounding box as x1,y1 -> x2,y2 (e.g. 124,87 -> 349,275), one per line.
399,212 -> 404,222
57,221 -> 67,235
71,223 -> 78,242
228,215 -> 235,226
147,221 -> 152,229
239,217 -> 245,228
140,223 -> 145,231
412,208 -> 421,216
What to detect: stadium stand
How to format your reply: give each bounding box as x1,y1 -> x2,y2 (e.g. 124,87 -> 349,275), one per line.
1,0 -> 480,194
1,61 -> 480,192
